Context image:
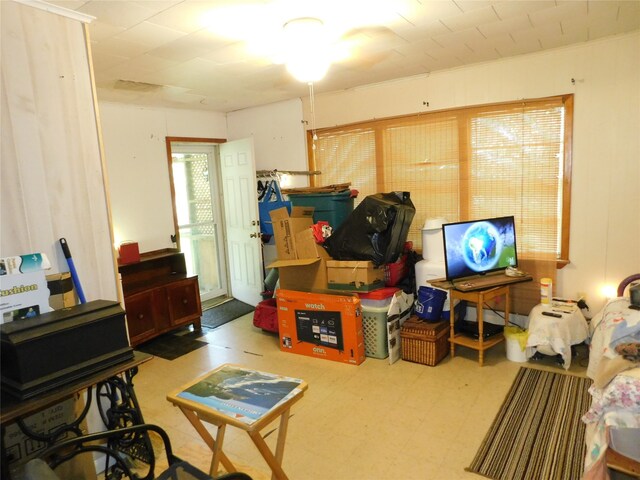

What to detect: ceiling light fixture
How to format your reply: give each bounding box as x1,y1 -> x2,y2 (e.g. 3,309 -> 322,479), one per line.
283,17 -> 331,83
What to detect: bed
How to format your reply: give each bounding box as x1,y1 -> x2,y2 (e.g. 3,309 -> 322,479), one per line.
582,274 -> 640,479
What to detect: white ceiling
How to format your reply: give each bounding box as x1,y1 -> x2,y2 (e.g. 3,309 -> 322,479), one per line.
48,0 -> 640,113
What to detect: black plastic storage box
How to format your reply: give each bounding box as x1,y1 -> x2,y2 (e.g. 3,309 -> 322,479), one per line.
1,300 -> 133,400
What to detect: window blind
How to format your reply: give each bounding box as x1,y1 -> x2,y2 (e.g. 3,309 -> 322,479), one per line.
312,127 -> 377,200
310,95 -> 573,262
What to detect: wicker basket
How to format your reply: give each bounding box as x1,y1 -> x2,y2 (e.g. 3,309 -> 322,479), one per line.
400,316 -> 450,366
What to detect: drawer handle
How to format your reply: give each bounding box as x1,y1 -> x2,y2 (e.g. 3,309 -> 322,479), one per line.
137,313 -> 144,319
182,299 -> 188,305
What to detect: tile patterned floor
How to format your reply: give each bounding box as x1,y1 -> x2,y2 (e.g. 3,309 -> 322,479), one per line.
132,315 -> 589,480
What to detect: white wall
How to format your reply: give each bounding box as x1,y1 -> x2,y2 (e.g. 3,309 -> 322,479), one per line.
227,98 -> 309,189
300,32 -> 640,312
1,1 -> 117,303
99,103 -> 227,253
98,33 -> 639,312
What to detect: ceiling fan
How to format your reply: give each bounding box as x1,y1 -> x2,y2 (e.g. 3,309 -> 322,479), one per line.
200,0 -> 407,82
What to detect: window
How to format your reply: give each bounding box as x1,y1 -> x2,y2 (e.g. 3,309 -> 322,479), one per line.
309,95 -> 573,264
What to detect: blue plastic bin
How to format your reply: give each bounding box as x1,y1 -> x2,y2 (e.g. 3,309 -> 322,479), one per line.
287,190 -> 354,229
415,286 -> 448,321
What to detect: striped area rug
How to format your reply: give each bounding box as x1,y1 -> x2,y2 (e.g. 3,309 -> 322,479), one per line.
467,367 -> 592,480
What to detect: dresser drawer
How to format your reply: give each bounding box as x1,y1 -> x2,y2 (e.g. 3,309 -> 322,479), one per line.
124,291 -> 158,345
166,278 -> 201,325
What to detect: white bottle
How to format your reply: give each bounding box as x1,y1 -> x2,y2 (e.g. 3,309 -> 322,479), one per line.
540,278 -> 553,306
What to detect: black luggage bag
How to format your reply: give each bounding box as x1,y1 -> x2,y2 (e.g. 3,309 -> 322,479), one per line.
323,191 -> 415,266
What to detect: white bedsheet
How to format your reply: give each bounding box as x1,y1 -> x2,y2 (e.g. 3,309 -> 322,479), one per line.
587,297 -> 640,379
525,303 -> 589,369
582,298 -> 640,479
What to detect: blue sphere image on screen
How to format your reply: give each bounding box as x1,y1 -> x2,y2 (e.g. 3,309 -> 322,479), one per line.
462,222 -> 502,272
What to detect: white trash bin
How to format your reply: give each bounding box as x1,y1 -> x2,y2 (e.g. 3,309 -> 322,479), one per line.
504,326 -> 533,362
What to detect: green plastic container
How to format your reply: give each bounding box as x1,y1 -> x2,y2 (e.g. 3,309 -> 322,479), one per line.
287,190 -> 354,228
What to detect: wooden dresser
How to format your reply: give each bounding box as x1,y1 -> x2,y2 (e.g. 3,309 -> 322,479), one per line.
118,251 -> 202,346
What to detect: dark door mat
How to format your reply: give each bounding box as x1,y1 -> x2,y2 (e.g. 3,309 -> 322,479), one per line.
201,299 -> 255,330
135,332 -> 208,361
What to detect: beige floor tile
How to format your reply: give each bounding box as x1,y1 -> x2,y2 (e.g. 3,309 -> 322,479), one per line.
130,314 -> 588,479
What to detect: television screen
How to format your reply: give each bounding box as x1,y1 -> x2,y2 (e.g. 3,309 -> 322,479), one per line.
295,310 -> 344,351
442,216 -> 518,281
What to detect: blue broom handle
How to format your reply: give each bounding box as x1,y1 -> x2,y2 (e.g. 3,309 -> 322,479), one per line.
59,238 -> 87,304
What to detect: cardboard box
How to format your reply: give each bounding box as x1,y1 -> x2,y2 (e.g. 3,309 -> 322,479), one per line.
326,260 -> 385,292
0,253 -> 52,323
269,206 -> 315,260
276,289 -> 365,365
5,398 -> 72,462
46,272 -> 77,310
268,207 -> 331,291
4,399 -> 97,479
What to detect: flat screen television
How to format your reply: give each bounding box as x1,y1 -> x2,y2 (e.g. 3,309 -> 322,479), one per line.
442,216 -> 518,281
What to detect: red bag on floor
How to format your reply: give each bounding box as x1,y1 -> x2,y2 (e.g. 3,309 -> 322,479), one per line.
253,298 -> 278,333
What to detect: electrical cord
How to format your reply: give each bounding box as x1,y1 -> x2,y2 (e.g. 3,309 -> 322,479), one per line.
480,302 -> 525,330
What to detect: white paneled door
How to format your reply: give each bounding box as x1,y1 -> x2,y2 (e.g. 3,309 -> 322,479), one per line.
219,139 -> 263,306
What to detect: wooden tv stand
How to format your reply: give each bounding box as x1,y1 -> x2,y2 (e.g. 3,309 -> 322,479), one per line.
448,284 -> 510,367
431,274 -> 532,366
118,251 -> 202,346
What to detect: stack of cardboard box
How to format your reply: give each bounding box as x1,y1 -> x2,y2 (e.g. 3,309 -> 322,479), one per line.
268,207 -> 369,365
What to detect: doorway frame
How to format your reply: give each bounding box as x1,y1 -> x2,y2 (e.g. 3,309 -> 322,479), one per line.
165,136 -> 229,302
